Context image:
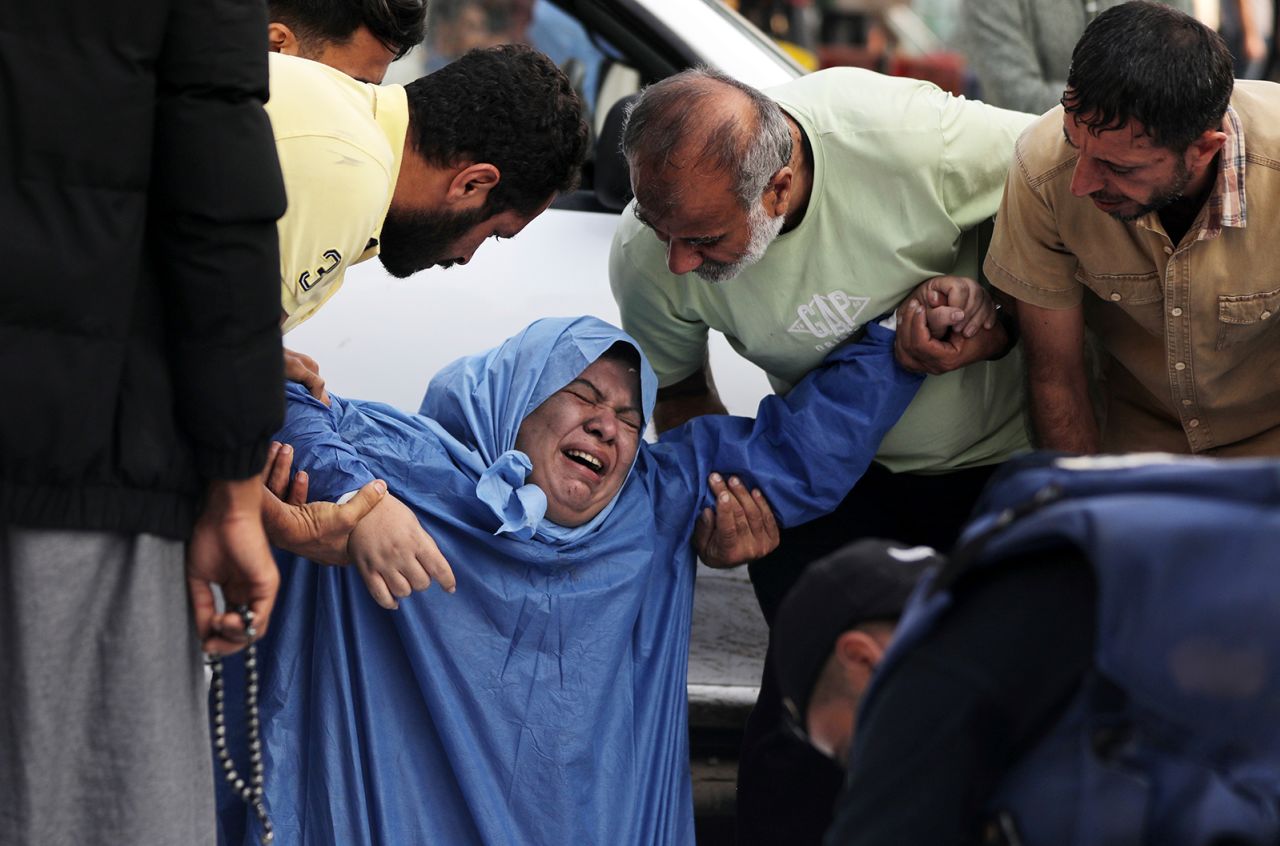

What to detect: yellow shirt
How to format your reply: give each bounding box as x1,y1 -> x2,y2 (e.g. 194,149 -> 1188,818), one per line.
985,84 -> 1280,456
266,53 -> 409,333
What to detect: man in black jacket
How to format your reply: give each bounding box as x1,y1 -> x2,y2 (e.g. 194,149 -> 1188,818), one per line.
0,1 -> 289,843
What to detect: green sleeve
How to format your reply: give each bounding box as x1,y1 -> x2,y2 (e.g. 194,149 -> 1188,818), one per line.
935,93 -> 1037,232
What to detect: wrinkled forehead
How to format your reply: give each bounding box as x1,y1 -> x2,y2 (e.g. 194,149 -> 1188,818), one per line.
578,353 -> 643,408
1063,110 -> 1168,155
523,341 -> 647,420
633,158 -> 741,222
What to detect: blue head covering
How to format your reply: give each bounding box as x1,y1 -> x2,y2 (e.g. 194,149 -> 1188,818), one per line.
416,316 -> 658,543
221,317 -> 696,846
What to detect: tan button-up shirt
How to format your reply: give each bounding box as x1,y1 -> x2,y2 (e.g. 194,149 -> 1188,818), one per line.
985,82 -> 1280,456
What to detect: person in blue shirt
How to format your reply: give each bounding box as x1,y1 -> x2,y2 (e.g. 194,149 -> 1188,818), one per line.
216,313 -> 923,845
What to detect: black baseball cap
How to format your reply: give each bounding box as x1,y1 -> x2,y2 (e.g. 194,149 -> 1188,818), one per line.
774,539 -> 943,726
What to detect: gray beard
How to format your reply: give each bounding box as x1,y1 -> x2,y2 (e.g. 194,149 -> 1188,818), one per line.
695,203 -> 786,283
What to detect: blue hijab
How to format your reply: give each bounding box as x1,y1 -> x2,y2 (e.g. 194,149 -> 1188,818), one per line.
417,317 -> 656,543
217,316 -> 919,846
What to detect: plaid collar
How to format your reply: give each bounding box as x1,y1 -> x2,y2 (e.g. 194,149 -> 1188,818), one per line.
1202,105 -> 1247,238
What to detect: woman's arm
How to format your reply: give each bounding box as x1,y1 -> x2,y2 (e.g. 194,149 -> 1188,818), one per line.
655,321 -> 923,530
267,384 -> 455,608
273,383 -> 381,499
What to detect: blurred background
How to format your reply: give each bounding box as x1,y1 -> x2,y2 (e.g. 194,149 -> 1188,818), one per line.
385,0 -> 1278,102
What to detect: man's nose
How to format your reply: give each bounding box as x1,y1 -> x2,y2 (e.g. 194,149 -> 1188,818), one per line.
1070,155 -> 1105,197
666,240 -> 703,275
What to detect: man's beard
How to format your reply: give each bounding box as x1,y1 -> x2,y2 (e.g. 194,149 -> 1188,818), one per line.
1093,157 -> 1192,222
377,204 -> 490,278
694,202 -> 786,284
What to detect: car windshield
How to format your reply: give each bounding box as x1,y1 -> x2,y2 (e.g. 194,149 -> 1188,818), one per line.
640,0 -> 804,84
386,0 -> 801,133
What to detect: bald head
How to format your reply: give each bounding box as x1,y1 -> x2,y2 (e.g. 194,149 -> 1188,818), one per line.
621,68 -> 792,212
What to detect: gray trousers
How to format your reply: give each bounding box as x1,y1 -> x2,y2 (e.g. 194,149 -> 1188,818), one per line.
0,527 -> 215,846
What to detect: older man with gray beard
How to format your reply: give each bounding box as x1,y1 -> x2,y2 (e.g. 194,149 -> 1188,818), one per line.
607,66 -> 1035,845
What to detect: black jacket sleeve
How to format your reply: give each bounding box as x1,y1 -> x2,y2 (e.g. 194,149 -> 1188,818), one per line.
150,0 -> 287,480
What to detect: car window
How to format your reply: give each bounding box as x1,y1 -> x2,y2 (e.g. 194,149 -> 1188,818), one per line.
385,0 -> 632,139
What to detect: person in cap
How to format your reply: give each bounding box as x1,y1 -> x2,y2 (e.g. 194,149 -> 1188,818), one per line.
774,454 -> 1280,845
773,539 -> 941,766
776,538 -> 1093,846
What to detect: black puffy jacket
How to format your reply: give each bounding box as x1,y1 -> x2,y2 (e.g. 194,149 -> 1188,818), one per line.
0,0 -> 287,539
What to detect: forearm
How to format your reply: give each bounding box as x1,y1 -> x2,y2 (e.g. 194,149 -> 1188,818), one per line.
654,368 -> 728,433
1025,369 -> 1100,454
654,392 -> 728,433
1015,300 -> 1097,453
1239,0 -> 1260,44
205,476 -> 267,521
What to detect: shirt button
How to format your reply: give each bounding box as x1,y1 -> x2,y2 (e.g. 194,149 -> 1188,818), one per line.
1263,310 -> 1273,320
1164,246 -> 1173,255
1109,292 -> 1123,302
1189,418 -> 1201,428
1182,399 -> 1193,406
1171,307 -> 1183,317
1175,362 -> 1187,371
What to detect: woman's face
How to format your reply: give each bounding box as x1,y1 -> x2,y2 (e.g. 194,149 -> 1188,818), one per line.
514,355 -> 643,527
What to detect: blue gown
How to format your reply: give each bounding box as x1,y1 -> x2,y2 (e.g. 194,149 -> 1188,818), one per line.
217,317 -> 920,845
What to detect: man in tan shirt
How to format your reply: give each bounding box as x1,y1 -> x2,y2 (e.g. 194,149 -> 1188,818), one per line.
985,0 -> 1280,456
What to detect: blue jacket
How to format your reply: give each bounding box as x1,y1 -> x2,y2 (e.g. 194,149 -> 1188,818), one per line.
862,454 -> 1280,845
218,316 -> 920,845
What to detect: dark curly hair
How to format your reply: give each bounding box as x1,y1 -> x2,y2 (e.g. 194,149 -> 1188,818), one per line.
404,44 -> 589,216
1063,1 -> 1233,152
268,0 -> 427,59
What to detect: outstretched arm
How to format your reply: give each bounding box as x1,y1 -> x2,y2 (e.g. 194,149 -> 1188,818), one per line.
657,321 -> 923,529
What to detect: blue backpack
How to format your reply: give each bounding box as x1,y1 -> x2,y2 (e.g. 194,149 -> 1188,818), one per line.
865,454 -> 1280,845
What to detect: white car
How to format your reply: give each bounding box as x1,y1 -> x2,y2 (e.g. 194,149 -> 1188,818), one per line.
285,0 -> 805,764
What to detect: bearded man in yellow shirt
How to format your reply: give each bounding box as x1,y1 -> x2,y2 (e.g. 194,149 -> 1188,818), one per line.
258,45 -> 588,615
267,45 -> 586,337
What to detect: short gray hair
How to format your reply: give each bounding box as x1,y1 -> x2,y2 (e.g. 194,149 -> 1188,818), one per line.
621,67 -> 792,208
